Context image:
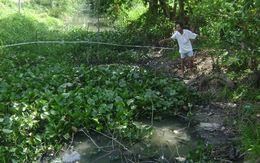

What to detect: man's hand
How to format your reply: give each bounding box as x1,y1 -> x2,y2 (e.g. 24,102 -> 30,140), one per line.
197,35 -> 209,39
159,40 -> 164,44
159,38 -> 172,44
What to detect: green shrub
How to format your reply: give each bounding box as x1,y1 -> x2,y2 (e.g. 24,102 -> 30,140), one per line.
126,12 -> 175,45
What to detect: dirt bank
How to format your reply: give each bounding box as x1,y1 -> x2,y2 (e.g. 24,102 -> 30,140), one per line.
143,49 -> 244,162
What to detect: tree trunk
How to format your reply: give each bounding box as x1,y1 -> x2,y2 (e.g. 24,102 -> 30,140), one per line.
178,0 -> 185,23
149,0 -> 159,16
159,0 -> 170,19
50,0 -> 54,8
172,0 -> 177,20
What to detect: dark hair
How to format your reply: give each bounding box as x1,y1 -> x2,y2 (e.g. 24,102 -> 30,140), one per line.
175,22 -> 184,28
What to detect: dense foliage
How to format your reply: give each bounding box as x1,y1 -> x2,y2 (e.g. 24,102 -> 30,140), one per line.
0,0 -> 259,162
0,1 -> 199,162
0,52 -> 198,161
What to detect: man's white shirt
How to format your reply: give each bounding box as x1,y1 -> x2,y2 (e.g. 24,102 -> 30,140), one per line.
171,29 -> 197,53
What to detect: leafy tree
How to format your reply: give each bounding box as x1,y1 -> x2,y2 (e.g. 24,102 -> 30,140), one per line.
190,0 -> 259,71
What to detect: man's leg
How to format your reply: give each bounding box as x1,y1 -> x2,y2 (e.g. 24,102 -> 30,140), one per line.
187,51 -> 195,75
189,56 -> 194,75
180,53 -> 186,78
181,58 -> 185,77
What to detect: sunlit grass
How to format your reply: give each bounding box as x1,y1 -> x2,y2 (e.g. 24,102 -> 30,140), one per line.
241,119 -> 260,161
113,1 -> 148,28
127,3 -> 148,21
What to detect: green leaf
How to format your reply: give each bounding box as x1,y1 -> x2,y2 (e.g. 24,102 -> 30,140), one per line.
144,89 -> 154,99
3,129 -> 13,134
126,99 -> 135,106
133,122 -> 142,129
135,96 -> 143,100
87,98 -> 95,106
115,96 -> 123,102
63,133 -> 70,140
0,81 -> 8,93
62,92 -> 71,99
50,110 -> 57,115
93,117 -> 99,123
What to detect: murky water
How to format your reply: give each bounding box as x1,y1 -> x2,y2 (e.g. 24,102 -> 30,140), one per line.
64,4 -> 112,32
53,118 -> 197,163
65,15 -> 112,32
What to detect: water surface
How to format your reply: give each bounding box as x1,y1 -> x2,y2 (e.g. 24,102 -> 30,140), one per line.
56,118 -> 197,163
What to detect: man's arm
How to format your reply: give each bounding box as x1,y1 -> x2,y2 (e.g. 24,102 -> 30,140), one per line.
188,30 -> 209,40
159,38 -> 173,44
196,35 -> 209,39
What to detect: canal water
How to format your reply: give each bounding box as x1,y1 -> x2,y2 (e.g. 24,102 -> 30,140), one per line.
64,3 -> 112,32
53,118 -> 198,163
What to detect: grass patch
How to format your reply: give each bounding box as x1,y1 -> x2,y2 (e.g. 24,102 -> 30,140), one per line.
240,105 -> 260,161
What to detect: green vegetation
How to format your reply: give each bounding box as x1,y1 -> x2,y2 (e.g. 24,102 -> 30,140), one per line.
0,1 -> 197,162
0,54 -> 196,161
0,0 -> 259,162
238,104 -> 260,161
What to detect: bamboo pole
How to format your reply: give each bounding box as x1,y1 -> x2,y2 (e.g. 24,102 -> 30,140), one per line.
18,0 -> 22,13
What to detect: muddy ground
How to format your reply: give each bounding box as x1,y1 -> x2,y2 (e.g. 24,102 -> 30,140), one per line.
143,49 -> 244,162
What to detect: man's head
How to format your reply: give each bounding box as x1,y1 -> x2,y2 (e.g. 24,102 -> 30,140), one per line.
175,22 -> 184,33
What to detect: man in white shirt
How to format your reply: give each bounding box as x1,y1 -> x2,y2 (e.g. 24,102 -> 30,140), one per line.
159,22 -> 204,78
